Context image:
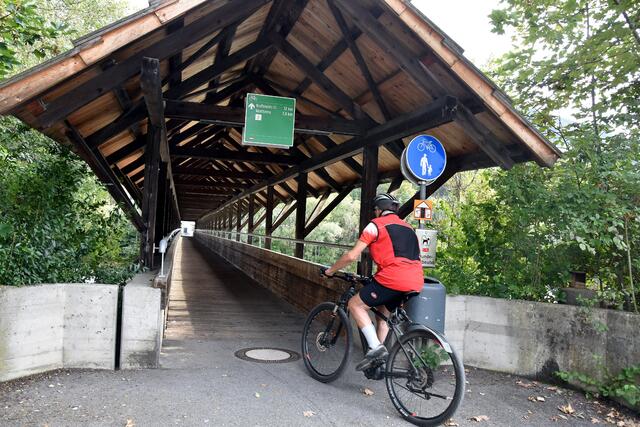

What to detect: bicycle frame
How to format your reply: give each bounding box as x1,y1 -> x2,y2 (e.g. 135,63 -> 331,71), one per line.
331,280 -> 440,383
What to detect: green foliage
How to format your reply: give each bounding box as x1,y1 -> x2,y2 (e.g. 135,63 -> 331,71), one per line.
0,117 -> 139,286
413,343 -> 449,370
556,365 -> 640,407
1,0 -> 131,80
418,0 -> 640,311
0,0 -> 68,79
0,1 -> 141,285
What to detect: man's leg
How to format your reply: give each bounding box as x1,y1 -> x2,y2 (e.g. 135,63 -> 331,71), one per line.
349,291 -> 387,371
347,293 -> 373,329
376,306 -> 390,344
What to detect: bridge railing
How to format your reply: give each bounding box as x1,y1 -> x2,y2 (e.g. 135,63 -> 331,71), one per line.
199,230 -> 358,272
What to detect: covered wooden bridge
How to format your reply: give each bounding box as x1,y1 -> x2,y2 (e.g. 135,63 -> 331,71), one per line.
0,0 -> 560,267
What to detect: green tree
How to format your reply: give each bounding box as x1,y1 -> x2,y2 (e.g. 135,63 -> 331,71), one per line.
1,0 -> 132,79
0,0 -> 68,79
433,0 -> 640,309
0,117 -> 138,286
0,0 -> 140,285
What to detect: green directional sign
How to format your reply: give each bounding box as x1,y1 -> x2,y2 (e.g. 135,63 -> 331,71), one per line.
243,93 -> 296,148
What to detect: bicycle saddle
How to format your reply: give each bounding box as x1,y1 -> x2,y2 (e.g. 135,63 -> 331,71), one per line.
402,291 -> 420,303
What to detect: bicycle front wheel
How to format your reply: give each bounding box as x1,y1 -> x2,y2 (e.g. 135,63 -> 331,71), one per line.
385,330 -> 465,426
301,302 -> 352,383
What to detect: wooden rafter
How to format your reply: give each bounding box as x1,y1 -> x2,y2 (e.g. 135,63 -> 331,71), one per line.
304,184 -> 354,237
335,0 -> 516,170
204,23 -> 238,103
65,122 -> 144,231
163,100 -> 365,136
37,0 -> 270,128
171,146 -> 296,165
172,167 -> 266,180
269,33 -> 366,120
203,96 -> 458,219
327,0 -> 390,121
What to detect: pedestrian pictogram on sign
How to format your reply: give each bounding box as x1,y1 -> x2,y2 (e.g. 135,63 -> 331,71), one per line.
404,135 -> 447,184
413,199 -> 433,221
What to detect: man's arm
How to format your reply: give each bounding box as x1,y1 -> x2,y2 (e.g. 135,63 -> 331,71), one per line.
325,240 -> 369,276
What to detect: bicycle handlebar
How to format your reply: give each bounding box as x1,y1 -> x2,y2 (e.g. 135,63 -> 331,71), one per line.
319,267 -> 368,284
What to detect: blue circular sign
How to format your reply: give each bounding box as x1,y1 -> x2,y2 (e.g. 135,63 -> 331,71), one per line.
404,135 -> 446,182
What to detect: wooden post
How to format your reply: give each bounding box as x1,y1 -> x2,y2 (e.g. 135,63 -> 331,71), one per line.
295,173 -> 307,258
236,202 -> 241,241
247,194 -> 255,245
358,144 -> 378,276
155,162 -> 167,241
140,125 -> 162,268
265,186 -> 274,249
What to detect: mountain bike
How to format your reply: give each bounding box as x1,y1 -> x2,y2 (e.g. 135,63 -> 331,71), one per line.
301,270 -> 465,426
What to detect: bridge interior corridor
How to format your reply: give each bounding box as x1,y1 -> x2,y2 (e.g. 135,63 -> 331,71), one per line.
164,237 -> 303,342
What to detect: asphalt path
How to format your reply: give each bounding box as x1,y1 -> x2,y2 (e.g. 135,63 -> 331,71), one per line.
1,238 -> 637,426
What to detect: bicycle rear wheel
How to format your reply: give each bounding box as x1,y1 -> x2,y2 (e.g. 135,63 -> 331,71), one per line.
301,302 -> 352,383
385,330 -> 465,426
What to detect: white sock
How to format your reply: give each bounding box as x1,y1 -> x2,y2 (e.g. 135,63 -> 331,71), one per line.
361,323 -> 381,350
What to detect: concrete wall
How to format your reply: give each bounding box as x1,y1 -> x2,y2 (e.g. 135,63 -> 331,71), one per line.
119,272 -> 162,369
119,236 -> 180,369
62,284 -> 118,369
196,232 -> 640,384
0,284 -> 118,382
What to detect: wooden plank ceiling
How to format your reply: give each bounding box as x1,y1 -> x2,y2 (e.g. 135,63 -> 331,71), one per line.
0,0 -> 560,222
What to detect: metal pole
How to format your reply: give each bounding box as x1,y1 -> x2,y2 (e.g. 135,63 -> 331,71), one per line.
418,180 -> 427,230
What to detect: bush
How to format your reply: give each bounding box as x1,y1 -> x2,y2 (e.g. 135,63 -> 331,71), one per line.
0,117 -> 139,286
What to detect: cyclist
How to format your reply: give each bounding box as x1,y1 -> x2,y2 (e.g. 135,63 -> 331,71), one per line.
322,193 -> 424,370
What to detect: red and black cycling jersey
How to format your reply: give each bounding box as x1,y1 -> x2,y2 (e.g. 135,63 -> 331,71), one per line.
358,213 -> 423,292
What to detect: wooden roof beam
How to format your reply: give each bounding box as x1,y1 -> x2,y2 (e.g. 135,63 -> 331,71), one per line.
165,37 -> 271,100
162,29 -> 226,88
328,0 -> 390,121
204,23 -> 238,102
86,104 -> 147,149
170,146 -> 297,166
303,184 -> 354,237
203,95 -> 459,218
235,0 -> 309,106
292,6 -> 384,95
65,122 -> 144,231
172,167 -> 267,180
37,0 -> 270,128
220,132 -> 312,200
166,18 -> 185,89
141,57 -> 181,223
164,100 -> 366,136
334,0 -> 515,170
269,33 -> 366,121
173,179 -> 249,189
174,186 -> 236,196
88,36 -> 264,151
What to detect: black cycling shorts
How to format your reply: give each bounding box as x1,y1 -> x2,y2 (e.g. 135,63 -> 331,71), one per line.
359,279 -> 407,311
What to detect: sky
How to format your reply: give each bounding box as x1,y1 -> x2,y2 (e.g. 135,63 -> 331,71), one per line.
126,0 -> 511,68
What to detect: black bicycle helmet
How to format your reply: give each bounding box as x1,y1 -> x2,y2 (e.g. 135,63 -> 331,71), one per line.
373,193 -> 399,212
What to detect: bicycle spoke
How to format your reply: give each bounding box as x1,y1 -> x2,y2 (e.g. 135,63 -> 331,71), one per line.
386,331 -> 464,422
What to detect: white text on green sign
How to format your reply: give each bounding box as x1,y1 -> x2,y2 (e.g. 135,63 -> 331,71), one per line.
243,93 -> 296,148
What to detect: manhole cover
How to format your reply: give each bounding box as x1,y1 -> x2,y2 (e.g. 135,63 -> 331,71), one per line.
234,347 -> 300,364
